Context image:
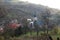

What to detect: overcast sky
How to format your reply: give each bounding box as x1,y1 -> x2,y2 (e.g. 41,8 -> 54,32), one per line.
0,0 -> 60,10
20,0 -> 60,10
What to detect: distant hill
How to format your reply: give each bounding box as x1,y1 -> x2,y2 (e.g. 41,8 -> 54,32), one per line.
0,1 -> 60,24
0,2 -> 49,18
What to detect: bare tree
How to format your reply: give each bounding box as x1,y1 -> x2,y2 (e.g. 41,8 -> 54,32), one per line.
40,8 -> 51,34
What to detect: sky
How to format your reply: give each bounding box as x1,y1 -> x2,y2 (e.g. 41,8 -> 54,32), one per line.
19,0 -> 60,10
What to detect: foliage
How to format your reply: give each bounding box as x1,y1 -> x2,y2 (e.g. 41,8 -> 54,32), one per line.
51,26 -> 58,35
21,17 -> 29,34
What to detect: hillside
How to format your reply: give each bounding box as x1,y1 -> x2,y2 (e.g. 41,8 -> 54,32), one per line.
0,1 -> 60,24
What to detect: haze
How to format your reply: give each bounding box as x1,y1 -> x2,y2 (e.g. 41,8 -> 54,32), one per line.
20,0 -> 60,10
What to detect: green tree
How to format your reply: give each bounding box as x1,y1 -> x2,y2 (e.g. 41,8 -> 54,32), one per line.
52,26 -> 58,35
21,17 -> 29,34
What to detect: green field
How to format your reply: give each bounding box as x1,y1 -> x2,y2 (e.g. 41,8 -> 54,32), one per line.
0,30 -> 60,40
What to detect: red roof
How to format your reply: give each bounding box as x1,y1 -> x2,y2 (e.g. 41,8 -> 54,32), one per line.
9,23 -> 21,29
